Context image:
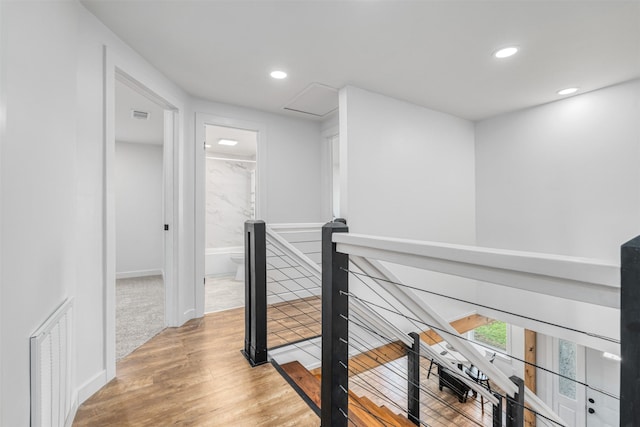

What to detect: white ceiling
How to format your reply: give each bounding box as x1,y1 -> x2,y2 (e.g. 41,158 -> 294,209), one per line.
115,79 -> 164,145
205,125 -> 257,158
84,1 -> 640,121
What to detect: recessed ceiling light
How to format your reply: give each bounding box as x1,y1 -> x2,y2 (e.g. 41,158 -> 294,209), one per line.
493,47 -> 519,59
218,139 -> 238,146
270,70 -> 287,79
557,87 -> 579,96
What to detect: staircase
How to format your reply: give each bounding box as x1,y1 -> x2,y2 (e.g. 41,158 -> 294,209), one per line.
280,361 -> 416,427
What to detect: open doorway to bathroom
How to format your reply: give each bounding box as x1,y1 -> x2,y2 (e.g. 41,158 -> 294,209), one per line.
204,124 -> 257,313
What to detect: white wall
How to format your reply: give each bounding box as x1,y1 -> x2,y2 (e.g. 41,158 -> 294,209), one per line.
476,80 -> 640,261
340,85 -> 476,242
115,142 -> 163,276
191,99 -> 326,315
1,1 -> 191,425
339,85 -> 480,340
474,80 -> 640,353
1,2 -> 79,425
75,1 -> 188,403
191,98 -> 325,224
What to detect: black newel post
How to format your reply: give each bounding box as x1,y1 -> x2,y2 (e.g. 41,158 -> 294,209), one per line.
492,391 -> 502,427
506,376 -> 524,427
621,235 -> 640,427
321,221 -> 349,427
407,332 -> 421,425
242,220 -> 267,367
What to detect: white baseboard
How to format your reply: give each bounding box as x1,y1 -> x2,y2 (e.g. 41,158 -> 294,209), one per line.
116,269 -> 163,279
64,397 -> 78,427
181,308 -> 196,325
77,370 -> 107,405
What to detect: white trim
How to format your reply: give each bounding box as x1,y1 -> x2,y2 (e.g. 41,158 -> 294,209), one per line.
103,45 -> 184,383
76,370 -> 107,404
63,398 -> 78,427
269,222 -> 325,232
0,0 -> 5,419
320,125 -> 338,220
183,308 -> 195,321
195,113 -> 267,318
334,232 -> 620,309
206,246 -> 243,255
115,269 -> 163,279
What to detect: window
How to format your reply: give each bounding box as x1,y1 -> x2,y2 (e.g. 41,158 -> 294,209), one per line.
469,319 -> 508,352
558,339 -> 577,399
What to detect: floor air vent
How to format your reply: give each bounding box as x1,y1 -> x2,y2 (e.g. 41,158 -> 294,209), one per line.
30,298 -> 74,427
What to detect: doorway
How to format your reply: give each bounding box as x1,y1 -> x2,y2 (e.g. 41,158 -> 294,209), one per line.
113,77 -> 167,359
552,338 -> 586,427
194,113 -> 265,318
585,347 -> 619,426
203,124 -> 257,313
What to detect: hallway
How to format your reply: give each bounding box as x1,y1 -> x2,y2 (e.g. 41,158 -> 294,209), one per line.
73,308 -> 318,426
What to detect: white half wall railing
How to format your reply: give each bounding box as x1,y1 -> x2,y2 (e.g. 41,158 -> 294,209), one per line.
334,233 -> 620,309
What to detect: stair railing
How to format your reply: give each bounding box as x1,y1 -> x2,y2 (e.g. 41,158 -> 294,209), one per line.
322,220 -> 629,427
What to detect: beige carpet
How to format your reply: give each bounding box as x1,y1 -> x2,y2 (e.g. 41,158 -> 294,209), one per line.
116,275 -> 165,360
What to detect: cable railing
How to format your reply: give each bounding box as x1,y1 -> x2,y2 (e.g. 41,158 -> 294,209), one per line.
244,219 -> 636,427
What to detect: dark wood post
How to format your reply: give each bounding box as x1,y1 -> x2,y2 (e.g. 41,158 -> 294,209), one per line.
408,332 -> 421,425
621,235 -> 640,427
321,221 -> 349,427
492,391 -> 503,427
506,376 -> 524,427
242,220 -> 267,367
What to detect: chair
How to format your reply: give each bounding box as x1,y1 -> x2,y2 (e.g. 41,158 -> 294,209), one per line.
464,352 -> 496,412
438,363 -> 470,403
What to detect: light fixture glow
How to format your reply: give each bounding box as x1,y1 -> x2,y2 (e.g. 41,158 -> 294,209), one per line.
602,352 -> 622,362
218,138 -> 238,146
494,47 -> 519,59
270,70 -> 287,79
204,144 -> 212,149
557,87 -> 579,96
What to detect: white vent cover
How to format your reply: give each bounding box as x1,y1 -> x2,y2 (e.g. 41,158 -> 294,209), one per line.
131,109 -> 150,120
283,83 -> 338,117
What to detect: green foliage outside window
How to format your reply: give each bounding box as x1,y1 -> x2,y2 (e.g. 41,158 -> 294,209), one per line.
473,320 -> 507,351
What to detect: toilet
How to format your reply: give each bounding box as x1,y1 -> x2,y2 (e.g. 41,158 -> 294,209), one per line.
230,251 -> 245,282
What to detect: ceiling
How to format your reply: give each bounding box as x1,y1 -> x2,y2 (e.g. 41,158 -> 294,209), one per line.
205,125 -> 257,158
84,1 -> 640,121
115,78 -> 164,145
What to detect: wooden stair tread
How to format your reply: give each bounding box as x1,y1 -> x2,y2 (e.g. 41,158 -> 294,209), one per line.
358,397 -> 405,427
348,393 -> 387,427
282,361 -> 415,427
379,405 -> 417,427
279,361 -> 321,408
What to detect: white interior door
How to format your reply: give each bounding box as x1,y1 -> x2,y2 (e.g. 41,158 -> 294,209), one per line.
585,347 -> 619,427
553,338 -> 586,427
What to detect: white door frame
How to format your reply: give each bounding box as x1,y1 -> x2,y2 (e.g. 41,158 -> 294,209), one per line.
194,113 -> 266,318
104,46 -> 181,380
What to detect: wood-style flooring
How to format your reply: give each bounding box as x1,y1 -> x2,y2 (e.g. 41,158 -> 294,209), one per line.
267,295 -> 321,348
74,302 -> 499,427
73,307 -> 319,427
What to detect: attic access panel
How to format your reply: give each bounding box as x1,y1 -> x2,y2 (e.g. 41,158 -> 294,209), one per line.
283,83 -> 338,117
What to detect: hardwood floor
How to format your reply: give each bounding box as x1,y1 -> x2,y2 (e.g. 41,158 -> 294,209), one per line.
73,307 -> 319,426
267,295 -> 321,349
74,302 -> 498,427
